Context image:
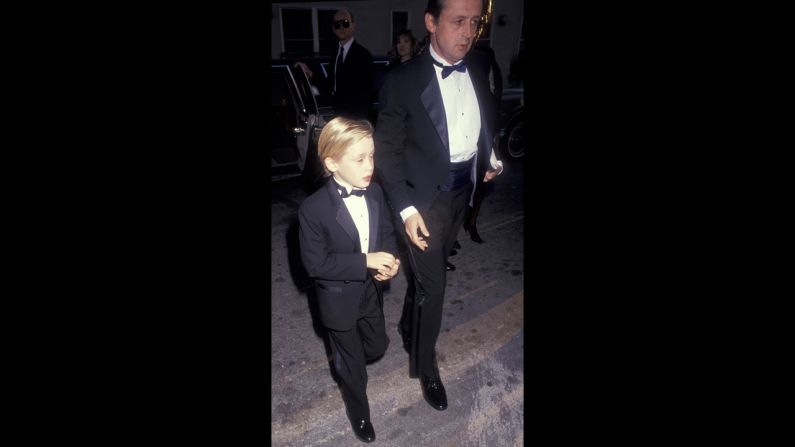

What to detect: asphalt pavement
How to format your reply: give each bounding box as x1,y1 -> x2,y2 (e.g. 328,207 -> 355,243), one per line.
271,159 -> 525,446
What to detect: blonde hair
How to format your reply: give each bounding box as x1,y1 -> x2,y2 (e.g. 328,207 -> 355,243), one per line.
317,117 -> 374,176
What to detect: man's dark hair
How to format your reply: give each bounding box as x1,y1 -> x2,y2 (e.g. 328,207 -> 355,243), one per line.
425,0 -> 485,20
425,0 -> 443,19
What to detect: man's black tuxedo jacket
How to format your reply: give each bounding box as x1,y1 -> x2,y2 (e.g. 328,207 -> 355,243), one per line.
298,179 -> 396,331
322,39 -> 374,120
468,45 -> 503,106
374,49 -> 498,216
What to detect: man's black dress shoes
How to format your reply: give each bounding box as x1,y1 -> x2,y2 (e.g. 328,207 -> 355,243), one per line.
421,376 -> 448,411
445,261 -> 456,271
350,418 -> 375,443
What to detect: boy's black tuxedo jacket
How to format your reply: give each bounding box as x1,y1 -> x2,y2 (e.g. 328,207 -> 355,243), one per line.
374,49 -> 498,215
298,178 -> 396,331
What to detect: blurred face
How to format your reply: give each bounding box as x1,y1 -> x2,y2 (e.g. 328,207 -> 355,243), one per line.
326,136 -> 374,189
332,10 -> 355,43
396,35 -> 413,58
425,0 -> 482,65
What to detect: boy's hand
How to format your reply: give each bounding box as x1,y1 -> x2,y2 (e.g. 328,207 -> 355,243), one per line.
374,258 -> 400,281
366,252 -> 396,271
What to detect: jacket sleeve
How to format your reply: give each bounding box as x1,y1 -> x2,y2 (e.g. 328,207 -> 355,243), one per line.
373,72 -> 413,216
490,49 -> 503,103
298,204 -> 368,281
375,186 -> 399,257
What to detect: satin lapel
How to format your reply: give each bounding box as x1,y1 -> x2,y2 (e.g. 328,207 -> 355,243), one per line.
419,53 -> 449,156
365,193 -> 379,253
326,181 -> 361,252
336,206 -> 360,253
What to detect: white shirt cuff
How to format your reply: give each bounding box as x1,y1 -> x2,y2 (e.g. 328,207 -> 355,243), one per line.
490,151 -> 504,173
399,206 -> 418,223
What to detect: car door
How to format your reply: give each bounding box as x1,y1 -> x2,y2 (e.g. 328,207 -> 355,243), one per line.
271,64 -> 304,174
270,63 -> 324,174
290,65 -> 325,173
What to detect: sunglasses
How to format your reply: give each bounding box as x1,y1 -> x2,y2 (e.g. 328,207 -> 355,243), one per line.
333,19 -> 350,29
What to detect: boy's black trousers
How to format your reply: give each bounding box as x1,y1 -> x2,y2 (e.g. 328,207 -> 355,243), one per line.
326,278 -> 389,421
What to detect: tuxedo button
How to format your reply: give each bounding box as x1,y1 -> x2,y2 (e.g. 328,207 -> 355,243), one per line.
436,185 -> 441,190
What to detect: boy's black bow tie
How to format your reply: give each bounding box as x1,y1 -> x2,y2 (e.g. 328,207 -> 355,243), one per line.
333,179 -> 366,198
432,60 -> 467,79
343,189 -> 366,197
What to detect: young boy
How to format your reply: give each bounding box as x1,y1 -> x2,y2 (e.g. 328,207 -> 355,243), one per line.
298,117 -> 400,444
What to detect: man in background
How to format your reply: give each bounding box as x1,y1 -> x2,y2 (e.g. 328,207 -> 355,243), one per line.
296,9 -> 374,120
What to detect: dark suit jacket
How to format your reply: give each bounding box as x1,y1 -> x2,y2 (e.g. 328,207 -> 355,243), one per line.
319,39 -> 374,120
374,49 -> 498,216
467,45 -> 503,106
298,178 -> 396,331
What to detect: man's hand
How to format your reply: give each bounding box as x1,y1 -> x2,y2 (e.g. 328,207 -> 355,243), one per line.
293,61 -> 312,79
373,258 -> 400,281
404,213 -> 429,251
483,166 -> 503,183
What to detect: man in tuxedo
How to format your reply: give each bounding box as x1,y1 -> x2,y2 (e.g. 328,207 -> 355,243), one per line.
296,9 -> 374,120
374,0 -> 503,412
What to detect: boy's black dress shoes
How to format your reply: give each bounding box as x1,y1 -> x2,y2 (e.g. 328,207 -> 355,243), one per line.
445,261 -> 456,271
420,376 -> 448,411
350,418 -> 375,443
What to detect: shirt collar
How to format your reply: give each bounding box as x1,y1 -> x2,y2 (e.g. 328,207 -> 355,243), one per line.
428,43 -> 464,68
332,176 -> 365,197
339,37 -> 355,56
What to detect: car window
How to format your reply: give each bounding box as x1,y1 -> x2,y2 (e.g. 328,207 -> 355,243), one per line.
292,68 -> 318,115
